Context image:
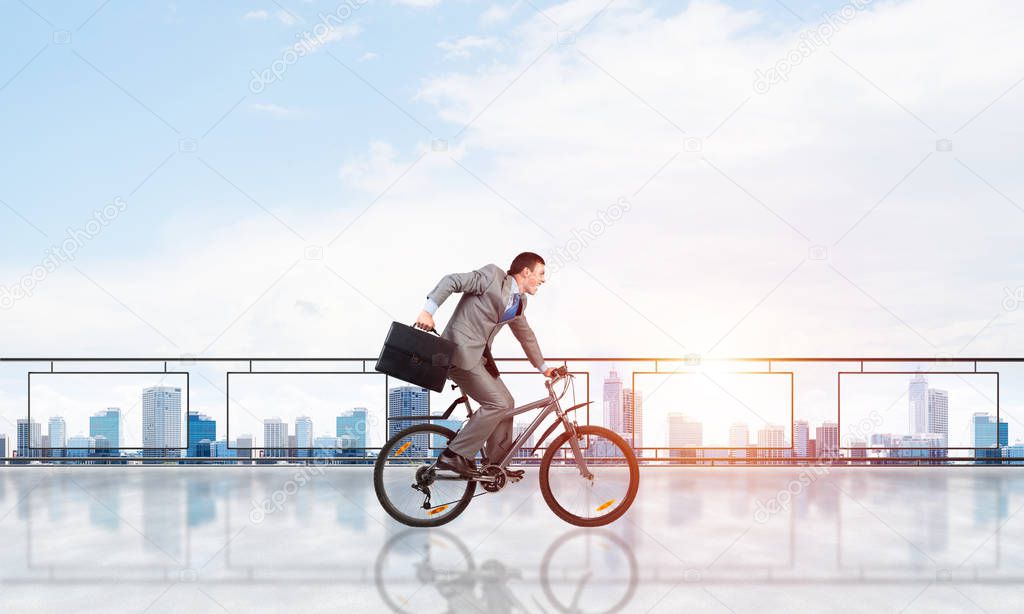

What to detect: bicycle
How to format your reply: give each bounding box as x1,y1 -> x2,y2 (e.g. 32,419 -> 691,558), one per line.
373,366 -> 640,527
374,527 -> 638,613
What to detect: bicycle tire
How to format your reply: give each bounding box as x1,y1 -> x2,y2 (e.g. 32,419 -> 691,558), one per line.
539,425 -> 640,527
374,423 -> 476,527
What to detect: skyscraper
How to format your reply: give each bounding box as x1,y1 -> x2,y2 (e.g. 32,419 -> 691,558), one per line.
48,416 -> 66,458
187,411 -> 216,458
603,369 -> 623,433
909,373 -> 928,434
622,387 -> 643,453
16,419 -> 41,459
236,434 -> 253,464
67,435 -> 96,458
667,413 -> 701,460
816,422 -> 839,458
728,422 -> 749,460
337,408 -> 368,452
432,419 -> 463,458
314,436 -> 340,459
295,416 -> 313,458
971,412 -> 1008,464
927,389 -> 949,443
143,386 -> 182,459
0,433 -> 6,464
794,420 -> 810,458
511,422 -> 535,459
388,386 -> 429,458
90,408 -> 121,456
263,418 -> 288,459
757,424 -> 786,463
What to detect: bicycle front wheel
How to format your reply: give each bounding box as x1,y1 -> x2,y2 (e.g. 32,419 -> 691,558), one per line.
374,423 -> 476,527
539,426 -> 640,527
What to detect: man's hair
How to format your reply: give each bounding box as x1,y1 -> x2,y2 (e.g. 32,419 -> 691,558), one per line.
507,252 -> 545,276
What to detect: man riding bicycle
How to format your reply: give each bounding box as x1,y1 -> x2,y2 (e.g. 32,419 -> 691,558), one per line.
415,252 -> 557,477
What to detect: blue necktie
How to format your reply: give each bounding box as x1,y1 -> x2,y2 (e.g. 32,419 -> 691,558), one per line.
501,293 -> 520,322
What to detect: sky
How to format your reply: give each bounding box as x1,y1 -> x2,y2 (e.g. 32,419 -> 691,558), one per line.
2,0 -> 1024,446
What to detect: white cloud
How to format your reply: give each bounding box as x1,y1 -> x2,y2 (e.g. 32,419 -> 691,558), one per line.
358,51 -> 379,62
312,23 -> 361,46
249,102 -> 309,118
245,8 -> 299,24
393,0 -> 441,7
437,35 -> 501,60
4,0 -> 1024,368
275,10 -> 299,25
481,2 -> 518,26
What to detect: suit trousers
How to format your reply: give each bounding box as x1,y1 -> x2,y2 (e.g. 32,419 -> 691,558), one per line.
445,360 -> 515,460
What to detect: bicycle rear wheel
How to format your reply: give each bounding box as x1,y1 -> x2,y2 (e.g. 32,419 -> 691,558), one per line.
374,423 -> 476,527
539,426 -> 639,527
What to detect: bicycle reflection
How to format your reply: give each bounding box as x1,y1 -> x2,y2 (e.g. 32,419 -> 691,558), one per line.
375,528 -> 638,614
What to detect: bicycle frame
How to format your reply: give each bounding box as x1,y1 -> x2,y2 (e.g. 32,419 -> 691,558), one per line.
490,375 -> 594,479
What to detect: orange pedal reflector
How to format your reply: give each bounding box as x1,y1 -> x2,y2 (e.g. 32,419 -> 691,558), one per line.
596,499 -> 616,512
428,505 -> 449,516
395,441 -> 412,456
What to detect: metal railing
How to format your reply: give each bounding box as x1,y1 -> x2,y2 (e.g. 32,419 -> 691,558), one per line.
1,355 -> 1022,466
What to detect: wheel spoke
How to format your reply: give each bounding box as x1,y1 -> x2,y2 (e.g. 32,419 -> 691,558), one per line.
540,427 -> 638,525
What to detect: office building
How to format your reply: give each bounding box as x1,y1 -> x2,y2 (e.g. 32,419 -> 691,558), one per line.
816,422 -> 839,458
188,411 -> 216,458
729,422 -> 749,460
236,435 -> 253,464
927,389 -> 949,443
142,386 -> 182,459
67,436 -> 96,458
603,368 -> 623,433
794,420 -> 809,458
295,416 -> 313,458
758,424 -> 786,463
909,373 -> 928,434
263,418 -> 289,459
90,408 -> 121,456
623,387 -> 643,452
667,413 -> 701,460
431,419 -> 463,458
388,386 -> 429,458
16,419 -> 41,459
337,408 -> 368,453
48,417 -> 66,457
972,412 -> 1008,464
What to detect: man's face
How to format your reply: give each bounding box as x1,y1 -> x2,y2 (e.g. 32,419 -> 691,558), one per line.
520,263 -> 546,295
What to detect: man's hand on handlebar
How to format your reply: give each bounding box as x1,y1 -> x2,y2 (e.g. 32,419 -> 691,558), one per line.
414,310 -> 435,332
545,366 -> 568,380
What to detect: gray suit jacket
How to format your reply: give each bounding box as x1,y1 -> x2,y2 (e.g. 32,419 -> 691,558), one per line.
427,264 -> 545,371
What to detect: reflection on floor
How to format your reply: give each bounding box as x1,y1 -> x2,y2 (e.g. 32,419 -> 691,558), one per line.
0,466 -> 1022,612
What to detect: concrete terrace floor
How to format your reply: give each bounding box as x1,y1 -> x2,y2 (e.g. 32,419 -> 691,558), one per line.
1,466 -> 1023,613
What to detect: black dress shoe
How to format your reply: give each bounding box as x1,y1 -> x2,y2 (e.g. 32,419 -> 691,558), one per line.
436,449 -> 476,477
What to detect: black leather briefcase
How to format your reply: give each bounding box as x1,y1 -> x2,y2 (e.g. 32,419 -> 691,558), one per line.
375,321 -> 456,392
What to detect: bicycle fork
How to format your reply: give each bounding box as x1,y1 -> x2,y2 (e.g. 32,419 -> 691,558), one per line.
560,416 -> 594,481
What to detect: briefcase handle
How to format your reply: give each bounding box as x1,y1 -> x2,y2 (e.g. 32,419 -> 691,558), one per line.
412,322 -> 441,337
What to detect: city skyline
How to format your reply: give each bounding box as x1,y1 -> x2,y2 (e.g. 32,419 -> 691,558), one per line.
5,371 -> 1024,462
